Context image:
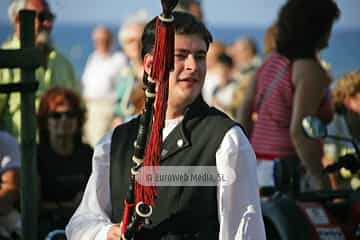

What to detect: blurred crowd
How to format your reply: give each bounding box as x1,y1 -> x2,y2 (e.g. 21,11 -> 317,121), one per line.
0,0 -> 359,239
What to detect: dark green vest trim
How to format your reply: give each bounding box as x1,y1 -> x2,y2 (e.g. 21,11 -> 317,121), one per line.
110,97 -> 241,239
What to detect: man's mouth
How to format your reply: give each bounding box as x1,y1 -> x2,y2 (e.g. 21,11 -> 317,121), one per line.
178,77 -> 197,83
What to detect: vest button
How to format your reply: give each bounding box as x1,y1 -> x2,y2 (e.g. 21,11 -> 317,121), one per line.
177,139 -> 184,147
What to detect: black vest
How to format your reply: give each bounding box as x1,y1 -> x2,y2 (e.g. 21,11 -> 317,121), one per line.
110,98 -> 238,239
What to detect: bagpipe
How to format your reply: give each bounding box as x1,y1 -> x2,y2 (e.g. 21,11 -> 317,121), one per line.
119,1 -> 179,239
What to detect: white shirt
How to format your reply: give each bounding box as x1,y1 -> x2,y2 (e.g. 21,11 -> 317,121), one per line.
81,51 -> 127,100
65,119 -> 266,240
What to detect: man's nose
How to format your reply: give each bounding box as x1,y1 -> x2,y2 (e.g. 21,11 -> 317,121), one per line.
185,54 -> 197,71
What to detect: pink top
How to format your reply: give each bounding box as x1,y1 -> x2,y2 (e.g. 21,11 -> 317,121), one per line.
251,52 -> 332,160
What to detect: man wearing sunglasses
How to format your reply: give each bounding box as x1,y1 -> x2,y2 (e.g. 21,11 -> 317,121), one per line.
0,0 -> 78,139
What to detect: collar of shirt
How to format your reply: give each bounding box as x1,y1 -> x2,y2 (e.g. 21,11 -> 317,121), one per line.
163,116 -> 184,140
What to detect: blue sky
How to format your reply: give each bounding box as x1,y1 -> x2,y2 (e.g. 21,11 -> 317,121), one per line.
0,0 -> 359,29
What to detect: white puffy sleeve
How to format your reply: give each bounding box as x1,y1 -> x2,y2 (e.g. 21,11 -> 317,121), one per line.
216,126 -> 266,240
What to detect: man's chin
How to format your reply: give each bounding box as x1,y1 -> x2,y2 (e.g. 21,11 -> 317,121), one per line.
36,30 -> 52,47
181,93 -> 199,106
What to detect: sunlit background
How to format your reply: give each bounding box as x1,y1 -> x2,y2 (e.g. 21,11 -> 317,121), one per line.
1,0 -> 359,79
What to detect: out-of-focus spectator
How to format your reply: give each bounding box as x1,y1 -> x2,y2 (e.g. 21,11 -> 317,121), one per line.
230,36 -> 262,110
211,53 -> 237,118
238,0 -> 340,191
202,41 -> 226,104
175,0 -> 203,22
36,87 -> 93,238
0,131 -> 21,239
113,12 -> 148,126
229,36 -> 262,80
325,70 -> 360,189
0,0 -> 78,139
82,26 -> 126,146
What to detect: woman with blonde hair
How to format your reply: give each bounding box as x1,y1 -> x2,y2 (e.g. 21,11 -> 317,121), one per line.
333,70 -> 360,116
325,70 -> 360,189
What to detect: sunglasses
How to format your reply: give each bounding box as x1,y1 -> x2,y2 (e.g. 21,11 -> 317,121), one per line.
37,11 -> 55,22
48,111 -> 78,119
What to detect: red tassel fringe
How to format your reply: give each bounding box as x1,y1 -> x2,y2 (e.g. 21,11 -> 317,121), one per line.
135,18 -> 174,206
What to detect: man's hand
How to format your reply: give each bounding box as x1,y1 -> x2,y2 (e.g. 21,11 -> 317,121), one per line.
107,224 -> 122,240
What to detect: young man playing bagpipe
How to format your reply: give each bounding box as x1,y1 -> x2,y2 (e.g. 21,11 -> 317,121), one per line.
65,3 -> 265,239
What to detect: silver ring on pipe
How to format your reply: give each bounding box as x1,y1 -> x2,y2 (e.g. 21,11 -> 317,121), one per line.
132,156 -> 144,165
158,14 -> 174,22
145,89 -> 156,98
135,202 -> 153,218
131,166 -> 141,175
147,76 -> 155,83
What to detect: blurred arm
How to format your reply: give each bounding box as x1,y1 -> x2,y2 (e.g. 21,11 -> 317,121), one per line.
290,59 -> 332,190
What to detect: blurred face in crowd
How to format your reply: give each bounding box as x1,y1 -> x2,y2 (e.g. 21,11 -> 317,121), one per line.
20,0 -> 55,47
231,39 -> 253,66
144,34 -> 207,113
122,23 -> 144,62
47,102 -> 78,138
189,2 -> 203,22
93,27 -> 113,55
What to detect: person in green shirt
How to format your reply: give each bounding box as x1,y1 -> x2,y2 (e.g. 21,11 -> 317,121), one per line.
0,0 -> 78,138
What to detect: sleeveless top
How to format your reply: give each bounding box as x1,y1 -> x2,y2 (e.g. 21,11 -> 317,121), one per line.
251,52 -> 332,160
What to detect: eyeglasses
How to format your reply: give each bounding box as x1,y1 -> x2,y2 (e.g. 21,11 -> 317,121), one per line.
37,11 -> 55,22
48,111 -> 78,119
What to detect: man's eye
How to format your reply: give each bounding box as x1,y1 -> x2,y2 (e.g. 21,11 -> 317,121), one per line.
174,54 -> 186,59
195,54 -> 206,61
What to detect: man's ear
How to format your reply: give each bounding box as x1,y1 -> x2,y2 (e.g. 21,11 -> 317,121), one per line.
143,53 -> 153,75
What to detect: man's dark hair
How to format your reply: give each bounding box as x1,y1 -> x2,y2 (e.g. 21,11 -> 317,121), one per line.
141,11 -> 212,58
276,0 -> 340,60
